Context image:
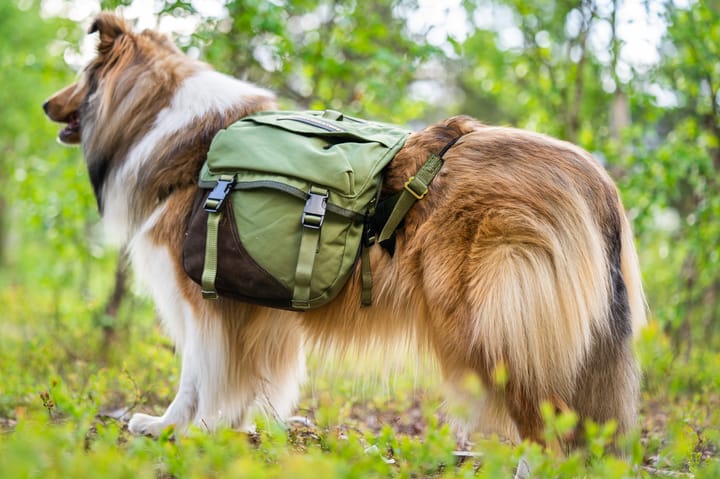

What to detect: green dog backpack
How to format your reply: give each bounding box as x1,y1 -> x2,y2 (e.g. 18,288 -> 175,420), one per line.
182,110 -> 411,310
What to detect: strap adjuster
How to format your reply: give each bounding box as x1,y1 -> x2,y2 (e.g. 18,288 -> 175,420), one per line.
404,176 -> 428,200
202,289 -> 219,300
301,188 -> 328,229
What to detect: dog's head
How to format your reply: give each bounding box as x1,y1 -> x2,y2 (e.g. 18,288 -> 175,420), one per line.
43,12 -> 199,209
44,12 -> 274,221
43,13 -> 186,148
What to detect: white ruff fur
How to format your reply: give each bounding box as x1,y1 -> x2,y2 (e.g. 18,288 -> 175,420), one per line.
102,70 -> 274,245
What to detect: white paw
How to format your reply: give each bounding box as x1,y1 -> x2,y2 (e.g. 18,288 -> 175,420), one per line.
127,413 -> 174,437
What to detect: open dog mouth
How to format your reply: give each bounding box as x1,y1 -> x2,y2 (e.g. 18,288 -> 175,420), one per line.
58,111 -> 81,144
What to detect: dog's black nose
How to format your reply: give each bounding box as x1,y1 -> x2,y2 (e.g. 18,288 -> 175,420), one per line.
42,100 -> 49,114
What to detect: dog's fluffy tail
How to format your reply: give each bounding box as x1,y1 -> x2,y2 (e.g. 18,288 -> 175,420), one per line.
464,196 -> 607,405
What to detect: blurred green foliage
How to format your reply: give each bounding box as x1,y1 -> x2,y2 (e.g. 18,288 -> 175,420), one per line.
625,2 -> 720,351
1,0 -> 719,477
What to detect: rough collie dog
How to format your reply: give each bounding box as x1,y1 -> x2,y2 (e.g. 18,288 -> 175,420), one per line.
44,13 -> 645,445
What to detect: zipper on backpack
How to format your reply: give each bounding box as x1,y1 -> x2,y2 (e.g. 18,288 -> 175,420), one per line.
279,116 -> 346,133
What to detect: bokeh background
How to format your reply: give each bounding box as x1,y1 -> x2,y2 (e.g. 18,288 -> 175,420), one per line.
1,1 -> 718,477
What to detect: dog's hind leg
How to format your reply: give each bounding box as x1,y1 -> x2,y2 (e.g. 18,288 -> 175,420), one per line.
442,369 -> 519,445
569,336 -> 639,448
569,265 -> 640,446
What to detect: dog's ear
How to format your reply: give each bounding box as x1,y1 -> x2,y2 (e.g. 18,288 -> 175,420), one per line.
89,12 -> 130,53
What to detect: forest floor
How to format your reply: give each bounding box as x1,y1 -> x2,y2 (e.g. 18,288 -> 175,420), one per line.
1,284 -> 719,478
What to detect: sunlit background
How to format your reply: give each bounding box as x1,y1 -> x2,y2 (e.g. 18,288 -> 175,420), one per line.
1,1 -> 719,477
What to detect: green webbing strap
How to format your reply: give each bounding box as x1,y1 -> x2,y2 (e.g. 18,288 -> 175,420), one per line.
292,186 -> 329,309
360,194 -> 379,307
360,245 -> 373,306
378,152 -> 444,243
201,211 -> 222,299
201,174 -> 235,300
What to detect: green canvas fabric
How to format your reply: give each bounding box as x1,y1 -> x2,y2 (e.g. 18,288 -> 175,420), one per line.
182,110 -> 411,310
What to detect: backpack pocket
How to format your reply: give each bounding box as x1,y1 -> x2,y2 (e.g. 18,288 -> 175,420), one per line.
182,190 -> 294,308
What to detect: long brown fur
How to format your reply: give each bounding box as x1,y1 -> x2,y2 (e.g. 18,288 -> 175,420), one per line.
44,13 -> 645,445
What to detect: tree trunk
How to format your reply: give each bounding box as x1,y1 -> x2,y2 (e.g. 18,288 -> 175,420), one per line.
100,251 -> 129,349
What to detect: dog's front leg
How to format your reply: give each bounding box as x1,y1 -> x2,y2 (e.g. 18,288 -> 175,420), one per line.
128,345 -> 199,436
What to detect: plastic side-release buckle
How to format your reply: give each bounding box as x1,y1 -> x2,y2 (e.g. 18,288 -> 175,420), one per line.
301,188 -> 328,229
204,175 -> 236,213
